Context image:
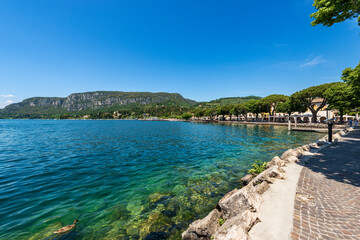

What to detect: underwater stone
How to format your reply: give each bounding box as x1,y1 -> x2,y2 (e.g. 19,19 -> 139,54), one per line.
29,222 -> 63,240
162,209 -> 177,218
110,204 -> 130,221
145,231 -> 169,240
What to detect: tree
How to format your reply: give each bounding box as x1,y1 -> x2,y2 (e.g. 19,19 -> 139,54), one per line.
59,113 -> 71,119
261,94 -> 289,122
290,83 -> 337,123
238,103 -> 249,121
246,100 -> 266,121
194,108 -> 205,119
224,105 -> 234,121
181,113 -> 193,120
310,1 -> 360,103
310,0 -> 360,27
276,98 -> 307,116
204,108 -> 216,120
342,61 -> 360,99
230,105 -> 240,121
217,106 -> 229,121
324,82 -> 356,122
231,104 -> 249,121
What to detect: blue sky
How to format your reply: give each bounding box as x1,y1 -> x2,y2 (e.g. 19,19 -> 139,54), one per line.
0,0 -> 359,108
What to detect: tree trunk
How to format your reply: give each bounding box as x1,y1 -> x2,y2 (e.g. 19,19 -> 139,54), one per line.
339,110 -> 344,123
269,111 -> 272,122
308,106 -> 318,123
271,108 -> 277,122
311,110 -> 317,123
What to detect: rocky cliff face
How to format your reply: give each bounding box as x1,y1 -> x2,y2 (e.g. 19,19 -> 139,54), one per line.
5,91 -> 196,112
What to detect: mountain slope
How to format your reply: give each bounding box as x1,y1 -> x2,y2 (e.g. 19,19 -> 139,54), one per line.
1,91 -> 197,118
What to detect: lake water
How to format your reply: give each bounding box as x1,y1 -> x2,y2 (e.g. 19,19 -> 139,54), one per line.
0,120 -> 324,239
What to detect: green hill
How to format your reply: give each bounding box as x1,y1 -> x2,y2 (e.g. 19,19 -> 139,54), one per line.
201,96 -> 262,107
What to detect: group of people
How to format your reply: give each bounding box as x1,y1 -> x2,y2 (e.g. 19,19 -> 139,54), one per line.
349,119 -> 358,128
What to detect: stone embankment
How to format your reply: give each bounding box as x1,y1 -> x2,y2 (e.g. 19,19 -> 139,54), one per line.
182,128 -> 351,240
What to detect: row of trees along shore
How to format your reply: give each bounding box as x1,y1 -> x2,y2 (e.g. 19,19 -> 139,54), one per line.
186,81 -> 358,123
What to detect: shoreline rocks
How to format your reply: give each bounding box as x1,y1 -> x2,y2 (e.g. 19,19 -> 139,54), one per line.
182,128 -> 351,240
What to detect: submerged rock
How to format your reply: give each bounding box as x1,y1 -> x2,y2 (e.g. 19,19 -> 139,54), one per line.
162,209 -> 177,218
149,193 -> 172,203
110,204 -> 130,221
29,222 -> 63,240
145,231 -> 169,240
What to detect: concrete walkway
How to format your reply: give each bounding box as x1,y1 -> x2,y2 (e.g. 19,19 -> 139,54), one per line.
291,129 -> 360,240
249,163 -> 303,240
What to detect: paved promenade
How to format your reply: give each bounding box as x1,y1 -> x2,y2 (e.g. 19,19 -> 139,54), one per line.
291,129 -> 360,240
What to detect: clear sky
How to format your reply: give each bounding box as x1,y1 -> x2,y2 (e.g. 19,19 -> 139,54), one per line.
0,0 -> 359,108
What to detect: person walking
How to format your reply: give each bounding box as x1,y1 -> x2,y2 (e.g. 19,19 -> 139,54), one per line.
354,119 -> 358,128
349,119 -> 353,127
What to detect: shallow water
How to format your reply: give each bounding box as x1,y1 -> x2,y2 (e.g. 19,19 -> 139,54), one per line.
0,120 -> 324,239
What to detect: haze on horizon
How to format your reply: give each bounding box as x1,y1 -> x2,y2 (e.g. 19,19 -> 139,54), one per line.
0,0 -> 359,108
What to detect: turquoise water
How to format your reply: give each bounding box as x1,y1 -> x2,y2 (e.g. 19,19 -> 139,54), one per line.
0,120 -> 324,239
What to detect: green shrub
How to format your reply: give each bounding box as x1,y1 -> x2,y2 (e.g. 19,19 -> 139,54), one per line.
248,160 -> 267,176
181,113 -> 193,120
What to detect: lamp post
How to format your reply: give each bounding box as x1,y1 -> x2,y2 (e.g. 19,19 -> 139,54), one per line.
325,118 -> 334,142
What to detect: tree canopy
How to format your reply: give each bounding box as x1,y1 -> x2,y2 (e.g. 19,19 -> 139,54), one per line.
246,100 -> 266,120
324,82 -> 357,121
342,61 -> 360,98
261,94 -> 289,121
290,83 -> 337,122
276,98 -> 308,116
310,0 -> 360,27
